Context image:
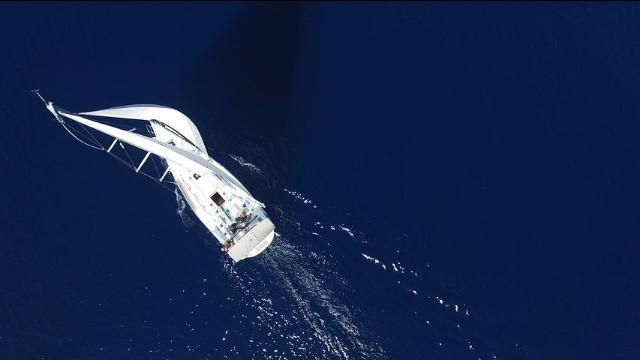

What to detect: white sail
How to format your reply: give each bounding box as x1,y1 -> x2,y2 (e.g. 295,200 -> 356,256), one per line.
40,95 -> 275,262
54,108 -> 216,176
50,104 -> 252,196
81,105 -> 207,154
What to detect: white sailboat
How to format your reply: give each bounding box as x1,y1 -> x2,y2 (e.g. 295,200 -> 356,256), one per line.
34,91 -> 275,262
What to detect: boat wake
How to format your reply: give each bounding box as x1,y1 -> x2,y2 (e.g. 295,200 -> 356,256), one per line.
220,234 -> 384,359
175,189 -> 195,228
194,153 -> 384,358
176,150 -> 515,359
228,154 -> 262,174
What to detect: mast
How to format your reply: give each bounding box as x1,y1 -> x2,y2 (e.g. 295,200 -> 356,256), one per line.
41,98 -> 258,202
48,103 -> 216,175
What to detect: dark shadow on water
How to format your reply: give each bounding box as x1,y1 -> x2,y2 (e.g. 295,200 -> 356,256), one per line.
177,3 -> 302,138
174,3 -> 304,193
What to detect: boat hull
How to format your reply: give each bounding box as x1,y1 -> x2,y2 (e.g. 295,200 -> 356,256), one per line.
40,97 -> 275,263
170,161 -> 275,262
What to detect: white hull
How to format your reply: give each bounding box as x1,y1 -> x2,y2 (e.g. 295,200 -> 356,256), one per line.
170,160 -> 275,262
40,98 -> 274,262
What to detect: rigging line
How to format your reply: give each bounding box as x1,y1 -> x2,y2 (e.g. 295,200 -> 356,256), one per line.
144,124 -> 162,178
107,152 -> 137,172
62,120 -> 105,149
139,170 -> 175,193
158,160 -> 176,184
120,142 -> 136,168
108,146 -> 174,191
149,152 -> 162,178
106,152 -> 175,193
151,120 -> 201,151
59,121 -> 104,150
79,122 -> 105,149
145,123 -> 155,137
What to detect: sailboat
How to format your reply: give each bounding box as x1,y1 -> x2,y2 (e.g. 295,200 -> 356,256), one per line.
34,91 -> 275,262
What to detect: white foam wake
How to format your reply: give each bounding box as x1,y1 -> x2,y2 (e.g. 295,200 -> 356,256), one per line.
229,154 -> 262,174
284,188 -> 317,209
175,189 -> 194,227
222,235 -> 384,359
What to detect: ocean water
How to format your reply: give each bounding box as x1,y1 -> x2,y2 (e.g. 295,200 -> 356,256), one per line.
1,3 -> 639,359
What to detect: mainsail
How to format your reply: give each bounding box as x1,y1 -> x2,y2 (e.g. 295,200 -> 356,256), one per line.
80,105 -> 207,154
37,92 -> 275,262
50,104 -> 215,175
46,102 -> 255,199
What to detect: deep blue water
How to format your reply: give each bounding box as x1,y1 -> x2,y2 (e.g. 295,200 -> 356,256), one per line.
1,2 -> 639,359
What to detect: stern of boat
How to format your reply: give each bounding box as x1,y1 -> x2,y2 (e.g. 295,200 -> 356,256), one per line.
227,217 -> 275,262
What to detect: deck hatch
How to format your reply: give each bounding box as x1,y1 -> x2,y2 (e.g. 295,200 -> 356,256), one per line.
211,192 -> 225,206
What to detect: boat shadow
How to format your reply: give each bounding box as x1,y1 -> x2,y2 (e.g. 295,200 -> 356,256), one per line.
176,3 -> 303,139
175,3 -> 304,192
